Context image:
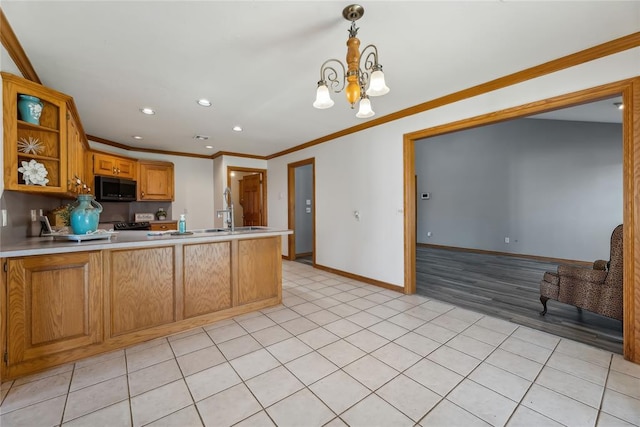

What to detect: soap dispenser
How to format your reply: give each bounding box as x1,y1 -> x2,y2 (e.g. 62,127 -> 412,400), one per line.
178,214 -> 186,233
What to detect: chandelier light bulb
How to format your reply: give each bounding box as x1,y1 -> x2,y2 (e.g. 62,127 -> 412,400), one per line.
355,97 -> 375,118
313,83 -> 335,109
366,70 -> 390,97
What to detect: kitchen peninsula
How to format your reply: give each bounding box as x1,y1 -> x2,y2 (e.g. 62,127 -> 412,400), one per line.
0,227 -> 292,380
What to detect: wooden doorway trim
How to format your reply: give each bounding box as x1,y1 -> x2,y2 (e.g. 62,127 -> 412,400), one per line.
287,158 -> 316,262
227,166 -> 268,226
403,78 -> 640,363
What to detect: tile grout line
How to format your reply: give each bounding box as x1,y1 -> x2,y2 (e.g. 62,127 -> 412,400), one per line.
593,353 -> 613,427
2,262 -> 637,426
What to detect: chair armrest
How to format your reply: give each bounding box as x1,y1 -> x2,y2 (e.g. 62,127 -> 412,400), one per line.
558,265 -> 608,283
593,260 -> 608,271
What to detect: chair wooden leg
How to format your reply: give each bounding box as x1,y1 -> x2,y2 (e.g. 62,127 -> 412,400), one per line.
540,296 -> 549,316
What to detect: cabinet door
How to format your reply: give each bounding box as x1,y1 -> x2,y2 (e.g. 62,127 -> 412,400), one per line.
6,252 -> 102,366
183,242 -> 232,318
115,159 -> 136,179
93,153 -> 117,176
2,72 -> 69,193
139,161 -> 174,201
108,246 -> 175,336
66,111 -> 87,195
237,237 -> 281,305
92,153 -> 136,179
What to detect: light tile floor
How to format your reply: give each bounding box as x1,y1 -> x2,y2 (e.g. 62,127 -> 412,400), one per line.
1,260 -> 639,427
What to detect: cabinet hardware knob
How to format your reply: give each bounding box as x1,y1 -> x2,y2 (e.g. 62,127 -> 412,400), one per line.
141,191 -> 145,197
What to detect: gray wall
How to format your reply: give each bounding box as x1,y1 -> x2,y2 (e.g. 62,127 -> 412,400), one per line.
415,118 -> 622,262
0,191 -> 67,243
294,164 -> 313,255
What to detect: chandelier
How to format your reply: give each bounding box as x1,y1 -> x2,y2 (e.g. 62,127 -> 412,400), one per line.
313,4 -> 390,118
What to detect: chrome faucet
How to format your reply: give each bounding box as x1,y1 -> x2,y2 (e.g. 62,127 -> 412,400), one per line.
216,187 -> 235,231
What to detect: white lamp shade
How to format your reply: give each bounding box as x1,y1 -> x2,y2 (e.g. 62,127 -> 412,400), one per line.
366,70 -> 390,97
313,84 -> 334,109
355,98 -> 375,118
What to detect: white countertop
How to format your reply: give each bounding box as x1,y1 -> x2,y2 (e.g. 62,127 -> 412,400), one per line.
0,227 -> 292,258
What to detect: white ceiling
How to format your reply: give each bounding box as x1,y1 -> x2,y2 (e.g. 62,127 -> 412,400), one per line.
1,1 -> 636,157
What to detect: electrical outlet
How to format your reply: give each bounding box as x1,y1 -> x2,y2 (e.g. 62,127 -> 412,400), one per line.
1,209 -> 6,227
427,231 -> 432,237
504,237 -> 510,244
30,209 -> 37,222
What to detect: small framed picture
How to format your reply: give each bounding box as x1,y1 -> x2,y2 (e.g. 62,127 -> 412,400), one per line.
39,215 -> 53,236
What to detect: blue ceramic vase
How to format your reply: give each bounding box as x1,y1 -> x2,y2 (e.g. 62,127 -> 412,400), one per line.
70,194 -> 103,235
18,95 -> 44,125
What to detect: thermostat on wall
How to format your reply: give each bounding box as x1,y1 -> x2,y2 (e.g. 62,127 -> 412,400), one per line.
421,192 -> 430,200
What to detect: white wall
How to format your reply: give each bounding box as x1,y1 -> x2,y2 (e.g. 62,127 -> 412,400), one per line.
269,47 -> 640,288
416,118 -> 622,261
90,142 -> 215,230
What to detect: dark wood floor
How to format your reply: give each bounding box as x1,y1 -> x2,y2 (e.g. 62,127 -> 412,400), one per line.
415,246 -> 623,353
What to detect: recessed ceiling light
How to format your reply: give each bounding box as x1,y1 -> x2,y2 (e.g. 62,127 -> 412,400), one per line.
194,135 -> 209,141
232,126 -> 243,132
197,99 -> 212,107
614,102 -> 624,110
140,107 -> 155,115
205,145 -> 213,149
132,135 -> 143,140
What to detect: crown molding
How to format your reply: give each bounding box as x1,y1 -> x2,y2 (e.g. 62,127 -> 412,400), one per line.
210,151 -> 267,161
2,5 -> 638,162
0,7 -> 40,84
267,31 -> 640,160
87,134 -> 212,159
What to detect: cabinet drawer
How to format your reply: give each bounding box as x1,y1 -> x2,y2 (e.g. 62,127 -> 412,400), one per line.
150,222 -> 177,231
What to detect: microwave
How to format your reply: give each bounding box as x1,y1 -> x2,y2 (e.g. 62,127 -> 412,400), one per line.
94,176 -> 137,202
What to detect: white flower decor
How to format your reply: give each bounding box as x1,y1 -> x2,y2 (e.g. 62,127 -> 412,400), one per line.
17,136 -> 44,155
18,159 -> 49,186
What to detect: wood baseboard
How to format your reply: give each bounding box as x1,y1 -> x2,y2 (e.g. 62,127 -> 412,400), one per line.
417,243 -> 592,267
295,252 -> 313,258
313,263 -> 404,293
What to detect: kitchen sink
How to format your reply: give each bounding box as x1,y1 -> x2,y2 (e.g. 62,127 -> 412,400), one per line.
190,227 -> 268,234
232,226 -> 268,232
191,228 -> 229,233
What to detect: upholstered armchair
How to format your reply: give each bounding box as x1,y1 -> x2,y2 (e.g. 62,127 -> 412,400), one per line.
539,224 -> 623,321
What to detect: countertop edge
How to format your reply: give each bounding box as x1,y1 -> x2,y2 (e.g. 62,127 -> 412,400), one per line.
0,229 -> 293,258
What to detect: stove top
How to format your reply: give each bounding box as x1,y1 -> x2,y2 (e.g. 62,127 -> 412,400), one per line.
110,221 -> 151,230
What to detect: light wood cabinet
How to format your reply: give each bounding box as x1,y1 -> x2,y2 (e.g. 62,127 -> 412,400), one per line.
5,252 -> 102,368
92,152 -> 136,179
1,234 -> 284,380
107,246 -> 176,337
150,221 -> 177,231
138,160 -> 174,201
2,72 -> 70,193
66,106 -> 87,196
183,242 -> 232,318
238,237 -> 281,304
